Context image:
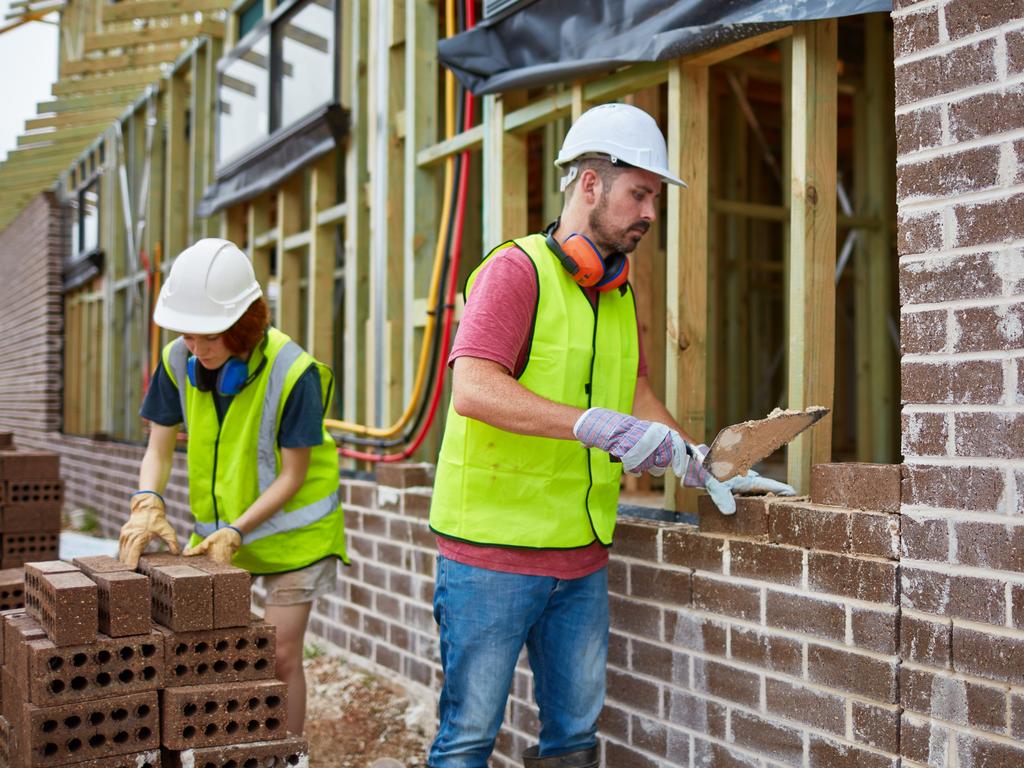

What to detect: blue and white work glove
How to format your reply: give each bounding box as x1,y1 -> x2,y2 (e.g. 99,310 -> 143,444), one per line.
681,442 -> 796,515
574,407 -> 680,475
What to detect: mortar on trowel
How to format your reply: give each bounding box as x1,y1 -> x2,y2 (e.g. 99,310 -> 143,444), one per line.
702,406 -> 830,481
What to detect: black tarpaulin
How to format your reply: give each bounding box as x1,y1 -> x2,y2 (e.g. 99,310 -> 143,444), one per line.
439,0 -> 892,96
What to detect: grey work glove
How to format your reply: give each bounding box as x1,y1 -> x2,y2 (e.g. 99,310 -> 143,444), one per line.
680,443 -> 796,515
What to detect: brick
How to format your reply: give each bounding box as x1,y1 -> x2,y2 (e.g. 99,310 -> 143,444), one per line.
165,735 -> 308,768
661,528 -> 722,572
729,627 -> 802,676
1,479 -> 63,514
693,658 -> 760,708
807,644 -> 898,702
629,563 -> 690,605
850,513 -> 900,560
810,463 -> 901,512
161,620 -> 276,686
629,713 -> 667,756
895,38 -> 998,107
765,590 -> 845,642
808,552 -> 897,605
905,411 -> 950,460
1012,583 -> 1024,629
728,540 -> 803,586
24,567 -> 97,647
14,689 -> 159,766
765,677 -> 844,734
614,519 -> 661,560
0,434 -> 11,449
161,679 -> 288,750
17,751 -> 163,768
901,612 -> 952,667
691,738 -> 760,768
950,86 -> 1024,143
954,519 -> 1024,573
953,624 -> 1024,685
808,735 -> 898,768
902,463 -> 1004,511
609,594 -> 661,638
769,500 -> 848,552
1012,692 -> 1024,739
664,690 -> 727,738
956,730 -> 1024,766
901,514 -> 949,561
901,360 -> 1003,406
662,611 -> 727,657
851,701 -> 900,753
691,575 -> 760,621
894,6 -> 939,57
0,533 -> 59,568
898,210 -> 943,255
72,555 -> 130,574
183,557 -> 251,628
900,713 -> 943,764
945,0 -> 1024,38
85,570 -> 150,638
697,495 -> 770,538
954,303 -> 1024,354
896,106 -> 942,155
901,665 -> 1006,733
730,710 -> 803,765
0,569 -> 24,611
0,451 -> 60,480
902,566 -> 1005,624
899,145 -> 1001,202
900,252 -> 1003,305
375,462 -> 433,488
955,194 -> 1024,249
900,309 -> 946,354
149,564 -> 213,632
605,668 -> 659,714
135,553 -> 182,576
604,740 -> 659,768
629,638 -> 673,680
851,607 -> 898,654
0,506 -> 60,535
5,618 -> 162,706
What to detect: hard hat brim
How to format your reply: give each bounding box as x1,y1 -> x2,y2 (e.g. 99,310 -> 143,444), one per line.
152,290 -> 260,335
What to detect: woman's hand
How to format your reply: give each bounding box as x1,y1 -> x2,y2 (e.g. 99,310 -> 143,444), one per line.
184,526 -> 242,565
118,491 -> 180,568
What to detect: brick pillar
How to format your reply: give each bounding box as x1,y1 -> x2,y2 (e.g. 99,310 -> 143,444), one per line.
894,1 -> 1024,764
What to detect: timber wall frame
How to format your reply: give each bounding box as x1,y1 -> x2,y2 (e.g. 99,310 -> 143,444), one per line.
49,2 -> 898,505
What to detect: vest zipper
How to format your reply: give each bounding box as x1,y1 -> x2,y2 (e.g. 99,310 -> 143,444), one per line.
583,290 -> 599,524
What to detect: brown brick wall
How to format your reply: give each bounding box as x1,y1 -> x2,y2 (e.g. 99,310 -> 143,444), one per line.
895,1 -> 1024,766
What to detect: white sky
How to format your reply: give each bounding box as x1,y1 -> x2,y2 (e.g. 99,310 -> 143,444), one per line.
0,2 -> 58,163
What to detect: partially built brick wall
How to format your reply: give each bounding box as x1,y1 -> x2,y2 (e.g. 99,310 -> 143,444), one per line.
894,1 -> 1024,766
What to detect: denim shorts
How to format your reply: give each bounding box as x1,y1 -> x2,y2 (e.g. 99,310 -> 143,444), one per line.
260,557 -> 338,606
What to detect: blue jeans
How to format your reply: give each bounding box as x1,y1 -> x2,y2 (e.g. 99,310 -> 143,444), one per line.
428,556 -> 608,768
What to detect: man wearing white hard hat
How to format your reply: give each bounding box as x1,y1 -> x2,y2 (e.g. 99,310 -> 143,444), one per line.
118,238 -> 348,735
427,104 -> 793,767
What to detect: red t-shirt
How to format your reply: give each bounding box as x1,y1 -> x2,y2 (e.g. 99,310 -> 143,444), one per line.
437,245 -> 648,579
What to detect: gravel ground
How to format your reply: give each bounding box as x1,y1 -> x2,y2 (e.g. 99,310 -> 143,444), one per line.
303,650 -> 434,767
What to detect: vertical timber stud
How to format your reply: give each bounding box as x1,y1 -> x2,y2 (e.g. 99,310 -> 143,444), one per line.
246,196 -> 271,289
404,0 -> 437,406
308,156 -> 336,360
482,94 -> 527,248
276,175 -> 303,339
787,19 -> 837,492
666,62 -> 709,513
386,0 -> 406,423
165,68 -> 189,260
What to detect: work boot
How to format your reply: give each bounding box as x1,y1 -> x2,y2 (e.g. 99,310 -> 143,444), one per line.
522,745 -> 600,767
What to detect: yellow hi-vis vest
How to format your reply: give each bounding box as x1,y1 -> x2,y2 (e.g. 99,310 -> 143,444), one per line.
430,233 -> 639,549
162,327 -> 348,574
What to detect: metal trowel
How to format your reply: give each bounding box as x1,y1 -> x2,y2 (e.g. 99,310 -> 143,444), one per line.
702,406 -> 830,481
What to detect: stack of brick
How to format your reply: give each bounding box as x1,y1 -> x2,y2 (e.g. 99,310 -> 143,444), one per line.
0,438 -> 61,568
597,462 -> 903,767
0,554 -> 308,768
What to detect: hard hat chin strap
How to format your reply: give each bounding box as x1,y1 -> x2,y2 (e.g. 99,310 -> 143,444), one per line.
559,165 -> 579,193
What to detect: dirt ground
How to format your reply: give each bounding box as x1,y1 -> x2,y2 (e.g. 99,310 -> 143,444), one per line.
303,650 -> 434,767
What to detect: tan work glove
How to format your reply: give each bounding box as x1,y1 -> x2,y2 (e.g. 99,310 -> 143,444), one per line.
184,526 -> 242,565
118,491 -> 181,568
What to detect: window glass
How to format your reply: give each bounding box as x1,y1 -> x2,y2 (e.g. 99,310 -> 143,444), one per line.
69,194 -> 81,257
218,32 -> 271,166
279,0 -> 334,127
81,184 -> 99,254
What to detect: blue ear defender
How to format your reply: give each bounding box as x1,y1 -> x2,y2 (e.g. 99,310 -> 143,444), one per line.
186,355 -> 255,396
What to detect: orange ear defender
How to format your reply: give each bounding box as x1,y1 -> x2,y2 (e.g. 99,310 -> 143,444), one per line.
544,228 -> 629,292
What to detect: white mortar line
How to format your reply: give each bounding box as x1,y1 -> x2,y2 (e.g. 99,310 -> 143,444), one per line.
901,557 -> 1024,583
896,76 -> 1024,117
903,348 -> 1024,363
903,455 -> 1024,469
890,0 -> 943,20
898,239 -> 1024,264
898,131 -> 1024,166
901,295 -> 1024,314
898,181 -> 1024,214
903,403 -> 1024,414
900,507 -> 1024,524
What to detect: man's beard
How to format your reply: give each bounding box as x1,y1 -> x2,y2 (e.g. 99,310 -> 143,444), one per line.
587,192 -> 650,255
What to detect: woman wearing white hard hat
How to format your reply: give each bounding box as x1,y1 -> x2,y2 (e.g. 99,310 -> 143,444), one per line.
118,237 -> 347,734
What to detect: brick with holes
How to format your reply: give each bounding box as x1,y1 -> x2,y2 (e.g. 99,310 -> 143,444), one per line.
159,620 -> 276,686
161,679 -> 288,750
149,564 -> 213,632
166,735 -> 308,768
0,568 -> 25,611
6,685 -> 159,767
74,558 -> 149,638
24,564 -> 97,647
1,480 -> 64,517
1,534 -> 60,569
183,556 -> 251,629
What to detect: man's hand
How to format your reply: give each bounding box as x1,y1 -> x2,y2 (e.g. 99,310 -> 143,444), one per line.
574,407 -> 676,474
118,491 -> 180,569
681,444 -> 796,515
183,526 -> 242,565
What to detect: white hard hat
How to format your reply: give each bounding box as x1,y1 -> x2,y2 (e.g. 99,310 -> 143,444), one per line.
153,238 -> 262,334
556,103 -> 686,188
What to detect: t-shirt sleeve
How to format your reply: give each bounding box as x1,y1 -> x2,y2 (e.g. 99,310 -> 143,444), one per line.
448,246 -> 538,376
278,365 -> 326,449
139,362 -> 184,426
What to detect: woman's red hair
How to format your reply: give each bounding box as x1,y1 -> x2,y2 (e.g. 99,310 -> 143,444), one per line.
221,297 -> 270,356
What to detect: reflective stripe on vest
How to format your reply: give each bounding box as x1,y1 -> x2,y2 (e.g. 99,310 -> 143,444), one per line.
257,341 -> 304,493
168,338 -> 190,430
194,487 -> 341,544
